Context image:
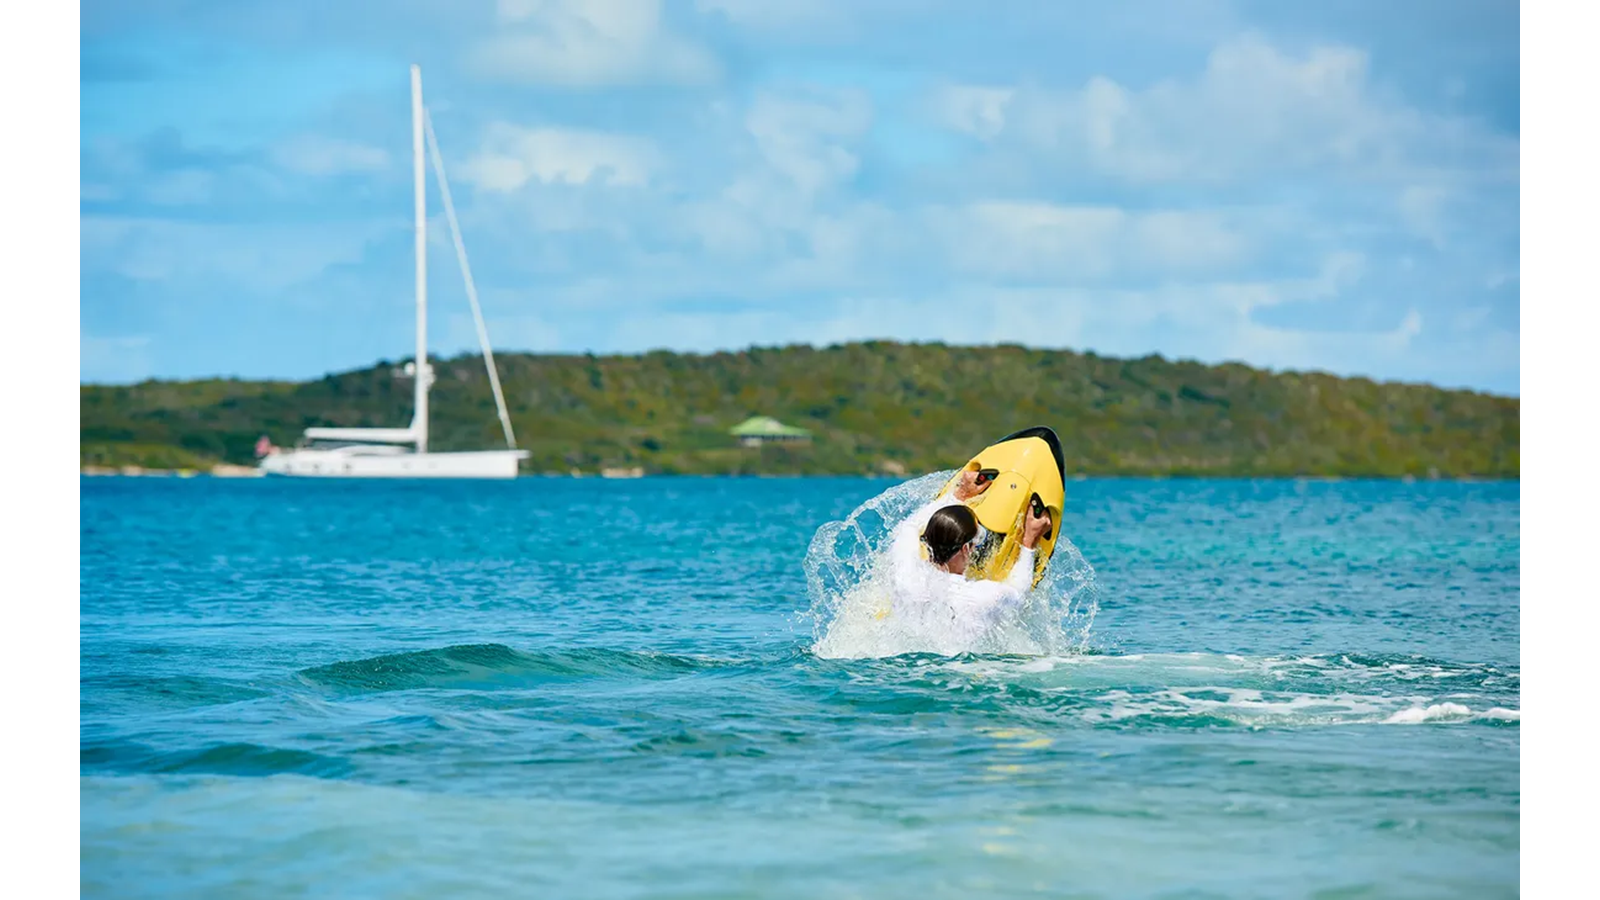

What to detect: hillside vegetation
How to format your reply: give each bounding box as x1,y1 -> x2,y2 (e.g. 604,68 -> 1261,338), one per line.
80,342 -> 1519,478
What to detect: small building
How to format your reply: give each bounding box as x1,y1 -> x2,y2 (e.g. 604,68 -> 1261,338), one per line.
730,416 -> 812,448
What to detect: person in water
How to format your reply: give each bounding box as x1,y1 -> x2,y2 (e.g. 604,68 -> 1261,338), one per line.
884,468 -> 1053,652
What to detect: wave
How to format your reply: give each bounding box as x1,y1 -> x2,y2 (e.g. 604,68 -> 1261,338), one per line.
297,643 -> 732,693
82,740 -> 354,778
79,674 -> 271,711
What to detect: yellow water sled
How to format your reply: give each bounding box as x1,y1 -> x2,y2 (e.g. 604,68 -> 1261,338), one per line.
925,426 -> 1067,588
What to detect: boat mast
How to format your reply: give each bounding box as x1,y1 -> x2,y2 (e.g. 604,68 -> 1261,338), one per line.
410,63 -> 430,453
424,109 -> 519,451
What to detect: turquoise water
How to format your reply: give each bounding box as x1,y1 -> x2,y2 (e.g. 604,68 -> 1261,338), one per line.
80,476 -> 1519,898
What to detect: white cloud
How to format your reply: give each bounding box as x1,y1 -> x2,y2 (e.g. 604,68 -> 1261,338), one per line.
1224,306 -> 1425,375
81,215 -> 389,292
932,201 -> 1250,281
940,202 -> 1125,280
271,136 -> 391,176
859,256 -> 1400,372
652,88 -> 878,264
1233,250 -> 1365,315
934,85 -> 1013,141
476,0 -> 718,87
1395,308 -> 1423,342
694,0 -> 851,35
951,33 -> 1514,186
441,311 -> 563,354
81,334 -> 153,384
744,88 -> 873,194
142,169 -> 217,205
1132,210 -> 1252,271
677,198 -> 770,259
1398,185 -> 1449,248
461,123 -> 658,190
82,132 -> 303,207
1453,306 -> 1492,332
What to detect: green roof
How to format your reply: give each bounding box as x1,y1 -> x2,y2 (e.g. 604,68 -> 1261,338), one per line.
729,415 -> 811,438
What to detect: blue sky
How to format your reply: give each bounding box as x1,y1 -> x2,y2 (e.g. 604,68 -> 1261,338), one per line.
80,0 -> 1520,393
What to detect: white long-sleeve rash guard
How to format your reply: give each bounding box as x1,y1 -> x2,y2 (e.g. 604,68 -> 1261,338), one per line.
884,494 -> 1036,653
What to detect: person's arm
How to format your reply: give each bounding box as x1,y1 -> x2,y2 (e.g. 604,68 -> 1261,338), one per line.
959,504 -> 1051,623
999,546 -> 1037,594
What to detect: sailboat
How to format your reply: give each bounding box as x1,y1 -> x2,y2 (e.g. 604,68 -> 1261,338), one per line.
259,65 -> 530,479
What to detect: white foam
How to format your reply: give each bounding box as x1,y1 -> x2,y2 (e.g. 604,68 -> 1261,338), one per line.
1045,672 -> 1517,728
1383,702 -> 1473,724
808,646 -> 1519,730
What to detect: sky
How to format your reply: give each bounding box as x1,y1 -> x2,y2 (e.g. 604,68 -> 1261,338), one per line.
79,0 -> 1521,394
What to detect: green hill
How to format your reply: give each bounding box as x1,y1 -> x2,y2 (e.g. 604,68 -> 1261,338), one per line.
79,342 -> 1519,478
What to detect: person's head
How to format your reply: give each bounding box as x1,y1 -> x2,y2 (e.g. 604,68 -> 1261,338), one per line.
923,505 -> 979,574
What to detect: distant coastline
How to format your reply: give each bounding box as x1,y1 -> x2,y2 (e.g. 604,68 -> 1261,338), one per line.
80,341 -> 1519,480
80,469 -> 1515,484
81,464 -> 264,478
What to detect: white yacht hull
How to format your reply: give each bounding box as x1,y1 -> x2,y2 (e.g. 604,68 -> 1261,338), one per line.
260,447 -> 528,479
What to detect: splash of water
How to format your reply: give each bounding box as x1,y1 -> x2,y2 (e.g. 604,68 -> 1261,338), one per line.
802,470 -> 1099,659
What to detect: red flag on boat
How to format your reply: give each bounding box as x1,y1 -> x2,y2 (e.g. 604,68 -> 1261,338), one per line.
255,435 -> 275,457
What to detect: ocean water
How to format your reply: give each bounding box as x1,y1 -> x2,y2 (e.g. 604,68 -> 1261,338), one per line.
80,476 -> 1519,899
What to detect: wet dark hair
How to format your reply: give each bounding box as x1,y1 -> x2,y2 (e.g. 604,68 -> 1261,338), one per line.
923,505 -> 979,565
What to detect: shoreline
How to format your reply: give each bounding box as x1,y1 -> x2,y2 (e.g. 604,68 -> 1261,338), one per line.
81,465 -> 264,478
